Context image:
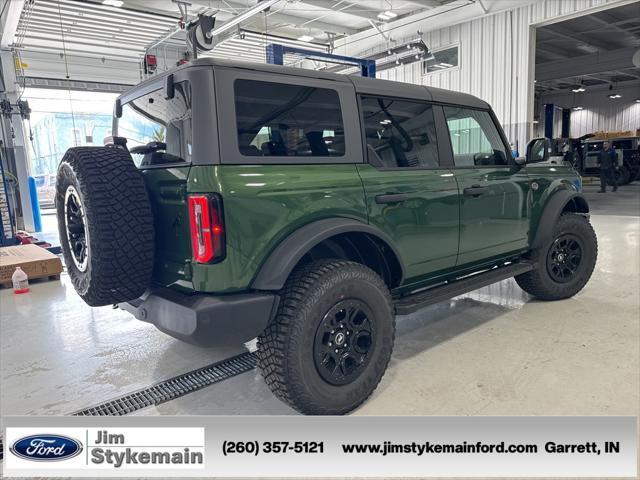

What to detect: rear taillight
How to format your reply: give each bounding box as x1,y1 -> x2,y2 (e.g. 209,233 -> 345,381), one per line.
188,194 -> 225,263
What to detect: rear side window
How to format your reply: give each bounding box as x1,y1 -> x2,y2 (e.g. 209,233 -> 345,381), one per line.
612,140 -> 632,149
360,96 -> 440,168
443,107 -> 508,167
234,79 -> 345,157
117,81 -> 192,167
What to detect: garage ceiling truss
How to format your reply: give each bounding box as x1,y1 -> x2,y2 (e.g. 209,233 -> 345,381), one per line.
10,0 -> 445,67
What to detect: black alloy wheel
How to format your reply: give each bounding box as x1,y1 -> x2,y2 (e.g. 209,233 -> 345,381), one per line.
64,185 -> 89,272
313,300 -> 375,386
546,234 -> 583,283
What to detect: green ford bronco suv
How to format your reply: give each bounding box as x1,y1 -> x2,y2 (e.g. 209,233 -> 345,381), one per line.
56,58 -> 597,415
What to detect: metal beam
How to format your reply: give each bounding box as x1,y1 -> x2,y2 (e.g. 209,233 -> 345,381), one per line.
615,69 -> 640,80
537,24 -> 613,51
406,0 -> 442,8
0,50 -> 35,231
535,47 -> 638,82
589,10 -> 640,41
1,0 -> 25,47
296,0 -> 383,21
535,45 -> 572,60
208,0 -> 280,38
206,0 -> 359,36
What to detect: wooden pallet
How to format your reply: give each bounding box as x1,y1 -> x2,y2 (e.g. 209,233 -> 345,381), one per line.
0,273 -> 61,289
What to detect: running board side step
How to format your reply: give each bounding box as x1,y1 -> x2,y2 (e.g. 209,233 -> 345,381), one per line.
394,262 -> 534,315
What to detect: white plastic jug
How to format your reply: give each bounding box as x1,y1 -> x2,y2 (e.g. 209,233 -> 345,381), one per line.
12,266 -> 29,294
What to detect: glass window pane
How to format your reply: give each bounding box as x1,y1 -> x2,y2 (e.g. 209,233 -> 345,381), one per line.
23,88 -> 119,209
234,79 -> 345,157
360,96 -> 439,168
423,46 -> 459,74
444,107 -> 508,167
117,82 -> 192,167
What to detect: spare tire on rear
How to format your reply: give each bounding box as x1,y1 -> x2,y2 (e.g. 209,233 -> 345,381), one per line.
56,146 -> 154,306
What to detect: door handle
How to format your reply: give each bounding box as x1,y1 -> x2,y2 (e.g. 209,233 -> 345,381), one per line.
375,193 -> 409,204
463,185 -> 489,197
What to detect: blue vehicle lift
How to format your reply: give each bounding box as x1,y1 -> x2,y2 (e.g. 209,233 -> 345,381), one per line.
265,43 -> 376,78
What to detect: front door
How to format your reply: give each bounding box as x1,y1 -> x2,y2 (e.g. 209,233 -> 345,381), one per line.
357,95 -> 459,284
442,106 -> 530,266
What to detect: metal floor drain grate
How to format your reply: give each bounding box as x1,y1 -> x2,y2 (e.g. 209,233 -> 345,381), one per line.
0,352 -> 257,461
72,351 -> 257,416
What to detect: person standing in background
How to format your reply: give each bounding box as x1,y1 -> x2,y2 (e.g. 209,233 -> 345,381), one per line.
598,141 -> 618,193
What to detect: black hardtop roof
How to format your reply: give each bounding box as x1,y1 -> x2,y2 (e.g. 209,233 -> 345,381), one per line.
122,57 -> 488,109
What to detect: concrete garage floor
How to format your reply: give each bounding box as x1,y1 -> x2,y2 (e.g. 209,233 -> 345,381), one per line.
1,183 -> 638,419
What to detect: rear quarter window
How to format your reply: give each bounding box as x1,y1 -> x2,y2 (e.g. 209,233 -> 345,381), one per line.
234,79 -> 345,158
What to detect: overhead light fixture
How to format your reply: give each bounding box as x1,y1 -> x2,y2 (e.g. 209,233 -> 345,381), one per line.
297,35 -> 314,42
377,10 -> 397,21
635,98 -> 640,103
532,120 -> 539,124
572,106 -> 584,111
102,0 -> 124,6
607,84 -> 621,99
570,84 -> 586,93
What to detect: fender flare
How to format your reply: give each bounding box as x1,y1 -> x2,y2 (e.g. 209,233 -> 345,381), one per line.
251,218 -> 406,291
531,189 -> 589,251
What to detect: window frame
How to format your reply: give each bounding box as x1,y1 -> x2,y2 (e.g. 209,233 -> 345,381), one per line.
114,66 -> 217,168
215,67 -> 363,165
422,44 -> 460,76
357,94 -> 453,171
440,104 -> 514,169
117,81 -> 192,169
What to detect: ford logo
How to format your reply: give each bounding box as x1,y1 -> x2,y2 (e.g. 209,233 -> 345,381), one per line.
10,434 -> 83,462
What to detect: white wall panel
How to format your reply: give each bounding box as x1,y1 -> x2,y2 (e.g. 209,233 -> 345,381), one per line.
335,0 -> 630,151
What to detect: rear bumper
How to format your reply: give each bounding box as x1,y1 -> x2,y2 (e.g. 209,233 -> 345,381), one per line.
118,288 -> 278,347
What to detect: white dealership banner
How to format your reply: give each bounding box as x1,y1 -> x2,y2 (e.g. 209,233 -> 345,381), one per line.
2,416 -> 637,477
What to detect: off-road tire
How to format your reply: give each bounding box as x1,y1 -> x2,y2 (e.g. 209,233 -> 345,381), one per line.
257,259 -> 395,415
609,165 -> 630,186
56,146 -> 154,306
515,214 -> 597,300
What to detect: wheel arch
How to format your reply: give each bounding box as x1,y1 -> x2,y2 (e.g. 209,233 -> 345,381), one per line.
251,218 -> 405,291
531,189 -> 589,252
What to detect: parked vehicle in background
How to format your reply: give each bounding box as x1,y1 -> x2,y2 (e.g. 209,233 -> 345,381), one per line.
32,173 -> 56,209
583,137 -> 640,185
55,59 -> 598,415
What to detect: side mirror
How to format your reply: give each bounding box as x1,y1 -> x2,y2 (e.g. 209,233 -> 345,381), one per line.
164,74 -> 175,100
526,137 -> 551,164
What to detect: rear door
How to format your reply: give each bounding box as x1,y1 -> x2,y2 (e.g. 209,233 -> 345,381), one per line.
356,95 -> 460,284
442,106 -> 530,266
116,76 -> 195,289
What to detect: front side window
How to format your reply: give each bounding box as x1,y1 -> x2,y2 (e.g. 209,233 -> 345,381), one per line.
234,79 -> 345,157
360,96 -> 439,168
117,81 -> 192,167
444,107 -> 508,167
